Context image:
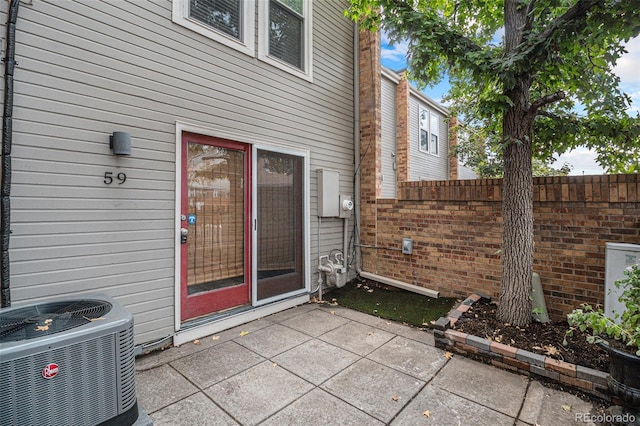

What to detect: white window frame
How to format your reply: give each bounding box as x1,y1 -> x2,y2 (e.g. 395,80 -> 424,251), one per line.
172,0 -> 256,57
418,105 -> 429,154
430,112 -> 440,157
258,0 -> 313,82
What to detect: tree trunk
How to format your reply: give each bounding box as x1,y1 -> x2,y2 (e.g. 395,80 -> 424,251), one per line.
496,102 -> 534,326
496,0 -> 535,326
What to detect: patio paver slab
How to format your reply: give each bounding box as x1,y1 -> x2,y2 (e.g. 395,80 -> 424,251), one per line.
367,336 -> 447,381
170,340 -> 264,389
260,388 -> 384,426
318,321 -> 395,356
205,361 -> 314,426
321,358 -> 425,423
280,308 -> 350,337
233,323 -> 312,358
149,392 -> 239,426
519,380 -> 598,425
272,338 -> 361,385
391,384 -> 515,426
430,356 -> 528,417
136,364 -> 198,413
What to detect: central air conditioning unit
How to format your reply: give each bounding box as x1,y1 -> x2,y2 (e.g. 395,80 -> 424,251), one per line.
0,294 -> 145,426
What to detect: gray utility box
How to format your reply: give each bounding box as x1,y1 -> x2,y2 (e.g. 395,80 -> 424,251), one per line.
605,243 -> 640,322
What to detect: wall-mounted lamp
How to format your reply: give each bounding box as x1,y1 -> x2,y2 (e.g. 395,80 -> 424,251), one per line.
109,132 -> 131,156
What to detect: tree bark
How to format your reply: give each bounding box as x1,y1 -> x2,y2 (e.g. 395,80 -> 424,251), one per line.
496,0 -> 535,326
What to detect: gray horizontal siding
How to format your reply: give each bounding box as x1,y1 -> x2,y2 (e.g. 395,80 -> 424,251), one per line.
409,96 -> 449,181
8,0 -> 355,344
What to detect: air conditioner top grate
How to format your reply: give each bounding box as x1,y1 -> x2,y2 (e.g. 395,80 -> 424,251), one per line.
0,300 -> 112,343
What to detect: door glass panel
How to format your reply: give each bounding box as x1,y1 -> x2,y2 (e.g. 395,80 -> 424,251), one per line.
187,143 -> 245,295
256,150 -> 304,300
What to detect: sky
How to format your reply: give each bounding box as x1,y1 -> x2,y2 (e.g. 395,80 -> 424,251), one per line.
381,33 -> 640,176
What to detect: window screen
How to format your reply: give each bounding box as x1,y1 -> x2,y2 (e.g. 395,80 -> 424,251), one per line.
190,0 -> 242,40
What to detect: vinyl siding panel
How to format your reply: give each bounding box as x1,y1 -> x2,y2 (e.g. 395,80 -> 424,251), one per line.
459,164 -> 479,179
381,77 -> 397,198
7,0 -> 355,345
409,96 -> 449,181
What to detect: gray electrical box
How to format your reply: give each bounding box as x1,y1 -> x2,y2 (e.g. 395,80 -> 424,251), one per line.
402,238 -> 413,254
317,169 -> 340,217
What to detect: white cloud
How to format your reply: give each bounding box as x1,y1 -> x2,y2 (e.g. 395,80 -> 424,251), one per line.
614,36 -> 640,87
380,30 -> 409,67
552,147 -> 604,176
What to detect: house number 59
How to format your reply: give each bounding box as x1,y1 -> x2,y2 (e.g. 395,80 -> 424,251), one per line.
104,172 -> 127,185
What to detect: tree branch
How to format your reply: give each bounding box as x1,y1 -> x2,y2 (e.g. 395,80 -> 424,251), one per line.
529,91 -> 566,116
510,0 -> 603,67
383,0 -> 490,67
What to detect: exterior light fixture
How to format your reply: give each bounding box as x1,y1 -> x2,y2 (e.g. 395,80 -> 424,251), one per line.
109,132 -> 131,156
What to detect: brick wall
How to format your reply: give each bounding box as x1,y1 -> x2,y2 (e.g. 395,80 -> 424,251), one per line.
359,30 -> 382,273
396,73 -> 410,182
364,175 -> 640,320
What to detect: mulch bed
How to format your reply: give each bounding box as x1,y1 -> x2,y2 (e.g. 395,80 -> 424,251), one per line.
452,299 -> 609,372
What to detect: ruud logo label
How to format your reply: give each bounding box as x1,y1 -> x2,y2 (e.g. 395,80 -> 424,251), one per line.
42,363 -> 59,379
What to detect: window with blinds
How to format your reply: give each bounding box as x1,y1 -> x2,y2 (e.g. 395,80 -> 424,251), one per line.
189,0 -> 242,40
268,0 -> 304,70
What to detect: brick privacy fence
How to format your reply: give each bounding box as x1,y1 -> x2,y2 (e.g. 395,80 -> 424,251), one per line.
360,174 -> 640,320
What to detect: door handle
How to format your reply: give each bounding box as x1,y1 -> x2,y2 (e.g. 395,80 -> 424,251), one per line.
180,228 -> 188,244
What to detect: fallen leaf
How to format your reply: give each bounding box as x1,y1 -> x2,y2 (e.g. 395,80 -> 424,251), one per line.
211,335 -> 220,341
363,285 -> 370,290
193,339 -> 201,345
35,325 -> 49,331
544,345 -> 560,357
423,410 -> 431,417
330,310 -> 335,315
367,289 -> 374,293
273,363 -> 278,367
84,316 -> 105,322
44,319 -> 53,324
392,395 -> 399,402
444,352 -> 453,359
239,331 -> 249,337
561,404 -> 572,412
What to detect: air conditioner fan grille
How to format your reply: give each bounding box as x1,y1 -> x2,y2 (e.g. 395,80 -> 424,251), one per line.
0,300 -> 112,343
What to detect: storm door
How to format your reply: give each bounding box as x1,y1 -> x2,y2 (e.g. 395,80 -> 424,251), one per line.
180,133 -> 251,321
253,148 -> 306,305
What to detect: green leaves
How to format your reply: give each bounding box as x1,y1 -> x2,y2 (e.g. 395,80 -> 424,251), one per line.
567,264 -> 640,356
347,0 -> 640,172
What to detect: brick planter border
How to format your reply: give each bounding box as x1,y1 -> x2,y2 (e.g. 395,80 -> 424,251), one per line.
433,293 -> 611,402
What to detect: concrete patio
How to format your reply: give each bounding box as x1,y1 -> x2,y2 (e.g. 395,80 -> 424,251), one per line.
135,302 -> 600,425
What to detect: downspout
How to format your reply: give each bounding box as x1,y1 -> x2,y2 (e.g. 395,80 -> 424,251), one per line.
1,0 -> 20,308
353,23 -> 361,277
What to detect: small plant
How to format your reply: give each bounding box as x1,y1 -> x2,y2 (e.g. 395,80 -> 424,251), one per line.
565,263 -> 640,356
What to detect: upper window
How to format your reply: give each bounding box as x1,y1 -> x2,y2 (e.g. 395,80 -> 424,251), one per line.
419,106 -> 429,153
173,0 -> 255,56
418,106 -> 439,156
430,113 -> 439,156
190,0 -> 241,39
259,0 -> 313,81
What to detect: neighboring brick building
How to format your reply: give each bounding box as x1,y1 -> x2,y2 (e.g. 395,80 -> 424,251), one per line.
358,30 -> 640,319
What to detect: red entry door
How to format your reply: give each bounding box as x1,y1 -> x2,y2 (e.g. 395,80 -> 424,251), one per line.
180,133 -> 251,321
